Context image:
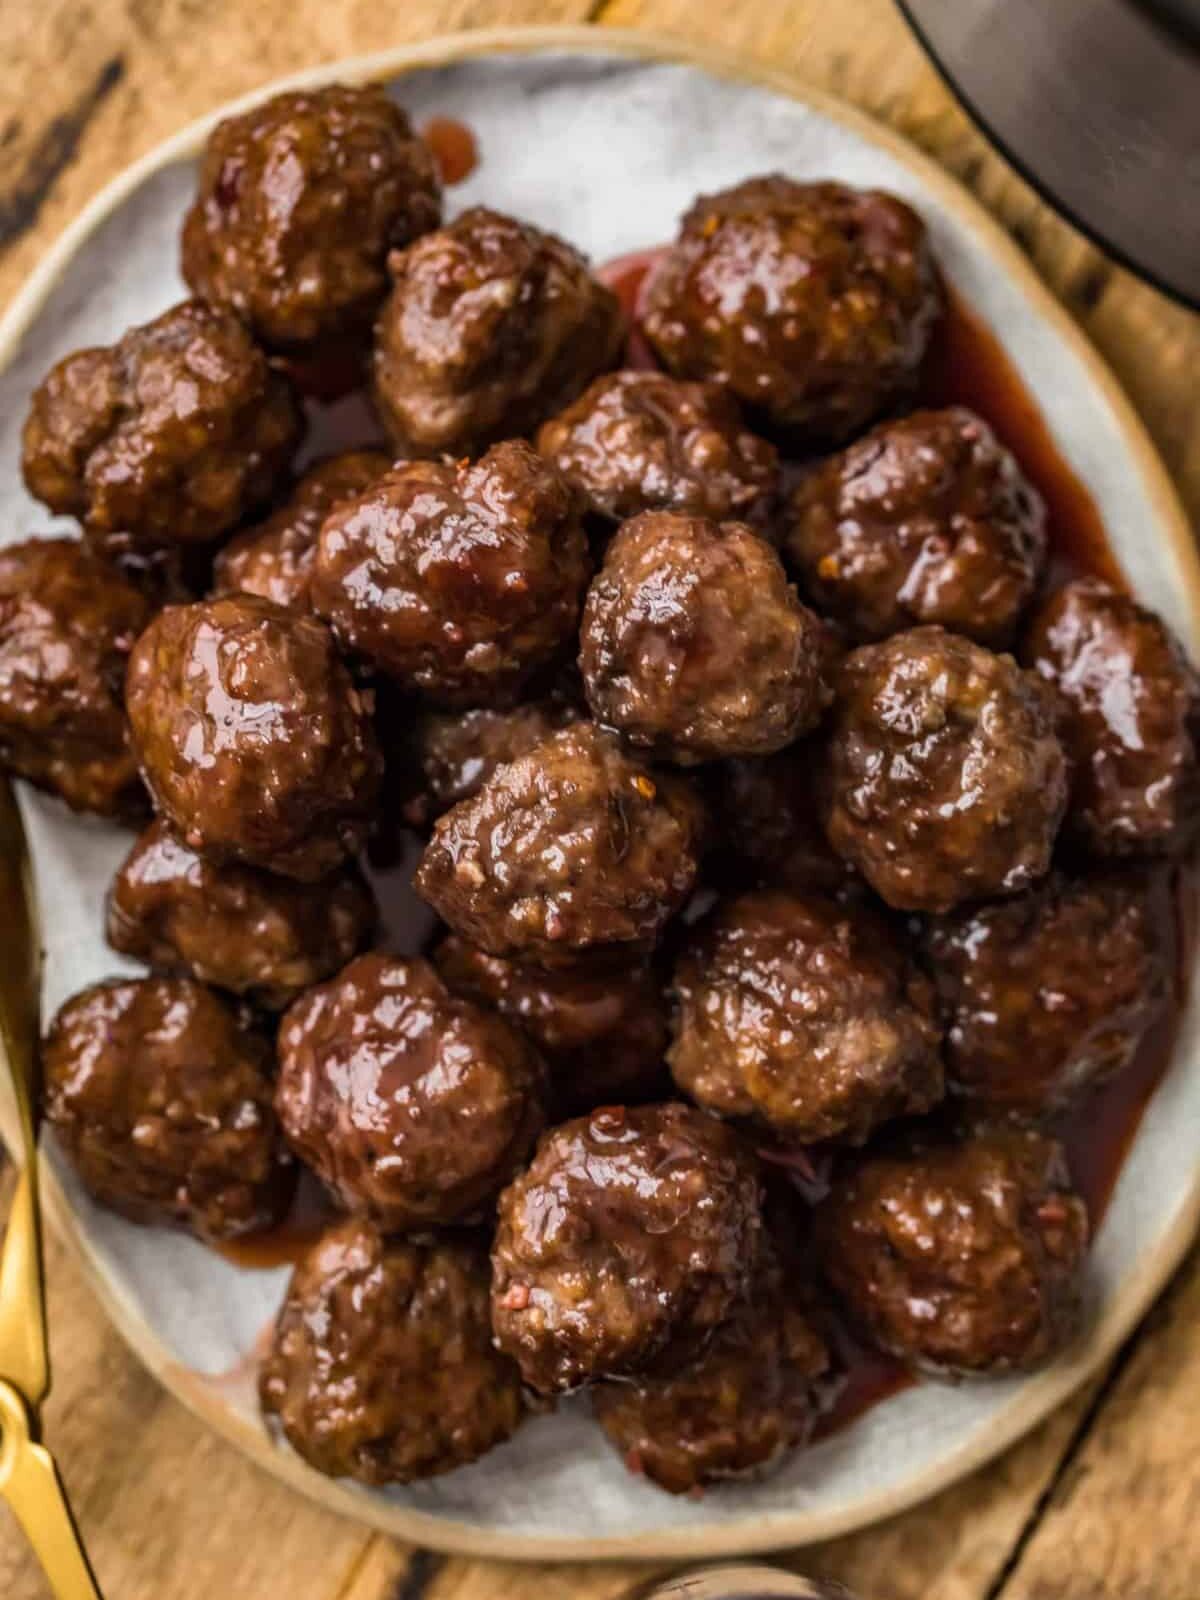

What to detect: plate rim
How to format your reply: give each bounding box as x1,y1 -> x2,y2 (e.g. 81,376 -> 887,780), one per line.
2,21 -> 1198,1563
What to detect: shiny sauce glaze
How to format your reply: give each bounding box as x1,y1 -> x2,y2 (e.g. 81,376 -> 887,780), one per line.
284,117 -> 479,413
597,243 -> 1193,1435
213,1172 -> 335,1271
597,247 -> 1122,592
256,245 -> 1189,1450
920,289 -> 1125,591
1057,862 -> 1196,1226
814,1329 -> 912,1438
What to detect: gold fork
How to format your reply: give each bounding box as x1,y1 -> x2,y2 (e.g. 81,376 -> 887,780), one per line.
0,782 -> 102,1598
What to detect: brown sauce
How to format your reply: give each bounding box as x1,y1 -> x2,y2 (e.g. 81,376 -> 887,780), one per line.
1057,864 -> 1196,1225
222,249 -> 1190,1447
921,289 -> 1125,591
422,117 -> 479,186
596,242 -> 1193,1436
814,1335 -> 913,1440
213,1174 -> 334,1271
597,247 -> 1122,590
250,249 -> 1191,1450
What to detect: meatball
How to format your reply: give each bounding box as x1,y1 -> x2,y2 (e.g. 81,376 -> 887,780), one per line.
592,1261 -> 831,1494
415,722 -> 707,966
783,407 -> 1046,646
399,697 -> 581,827
276,954 -> 544,1230
125,595 -> 381,881
372,206 -> 623,455
434,935 -> 669,1114
536,370 -> 778,529
669,889 -> 942,1146
923,870 -> 1168,1117
580,512 -> 829,764
213,450 -> 391,613
824,626 -> 1068,912
642,176 -> 942,442
491,1103 -> 764,1393
709,747 -> 850,895
41,976 -> 290,1240
22,300 -> 301,544
260,1218 -> 523,1484
107,818 -> 376,1011
817,1128 -> 1088,1374
1023,578 -> 1200,857
183,86 -> 440,352
311,441 -> 589,704
0,537 -> 153,817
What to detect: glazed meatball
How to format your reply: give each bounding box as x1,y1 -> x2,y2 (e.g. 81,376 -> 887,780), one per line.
399,697 -> 581,827
592,1261 -> 831,1494
434,935 -> 669,1114
182,85 -> 440,352
709,747 -> 850,895
580,512 -> 829,764
923,870 -> 1168,1117
0,537 -> 153,817
213,451 -> 391,613
670,889 -> 943,1146
311,441 -> 589,704
824,626 -> 1068,911
276,954 -> 544,1230
817,1128 -> 1088,1374
1023,578 -> 1200,857
260,1219 -> 523,1485
125,595 -> 381,881
372,206 -> 623,455
22,300 -> 300,544
107,818 -> 377,1011
415,722 -> 707,966
536,370 -> 778,529
491,1103 -> 764,1393
41,976 -> 290,1240
783,407 -> 1046,646
642,177 -> 942,442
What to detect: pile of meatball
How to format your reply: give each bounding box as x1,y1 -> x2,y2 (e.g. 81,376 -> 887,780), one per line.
5,81 -> 1197,1500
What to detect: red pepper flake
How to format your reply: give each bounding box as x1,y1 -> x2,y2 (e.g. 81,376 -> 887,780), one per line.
500,1282 -> 531,1311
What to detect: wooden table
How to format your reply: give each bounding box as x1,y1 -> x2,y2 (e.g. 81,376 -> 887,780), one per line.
1,3 -> 1198,1596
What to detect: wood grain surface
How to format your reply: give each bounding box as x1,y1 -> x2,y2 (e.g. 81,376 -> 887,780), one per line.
1,2 -> 1198,1597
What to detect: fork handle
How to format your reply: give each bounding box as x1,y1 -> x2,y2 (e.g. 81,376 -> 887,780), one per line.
0,1379 -> 102,1599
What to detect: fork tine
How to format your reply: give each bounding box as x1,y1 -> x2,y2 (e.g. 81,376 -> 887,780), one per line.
0,1377 -> 103,1598
0,1165 -> 49,1405
0,781 -> 48,1403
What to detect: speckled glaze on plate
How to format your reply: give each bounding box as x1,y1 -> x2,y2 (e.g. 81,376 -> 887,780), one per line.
1,26 -> 1198,1562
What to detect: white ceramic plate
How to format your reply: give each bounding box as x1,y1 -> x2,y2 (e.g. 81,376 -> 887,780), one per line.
1,26 -> 1198,1563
